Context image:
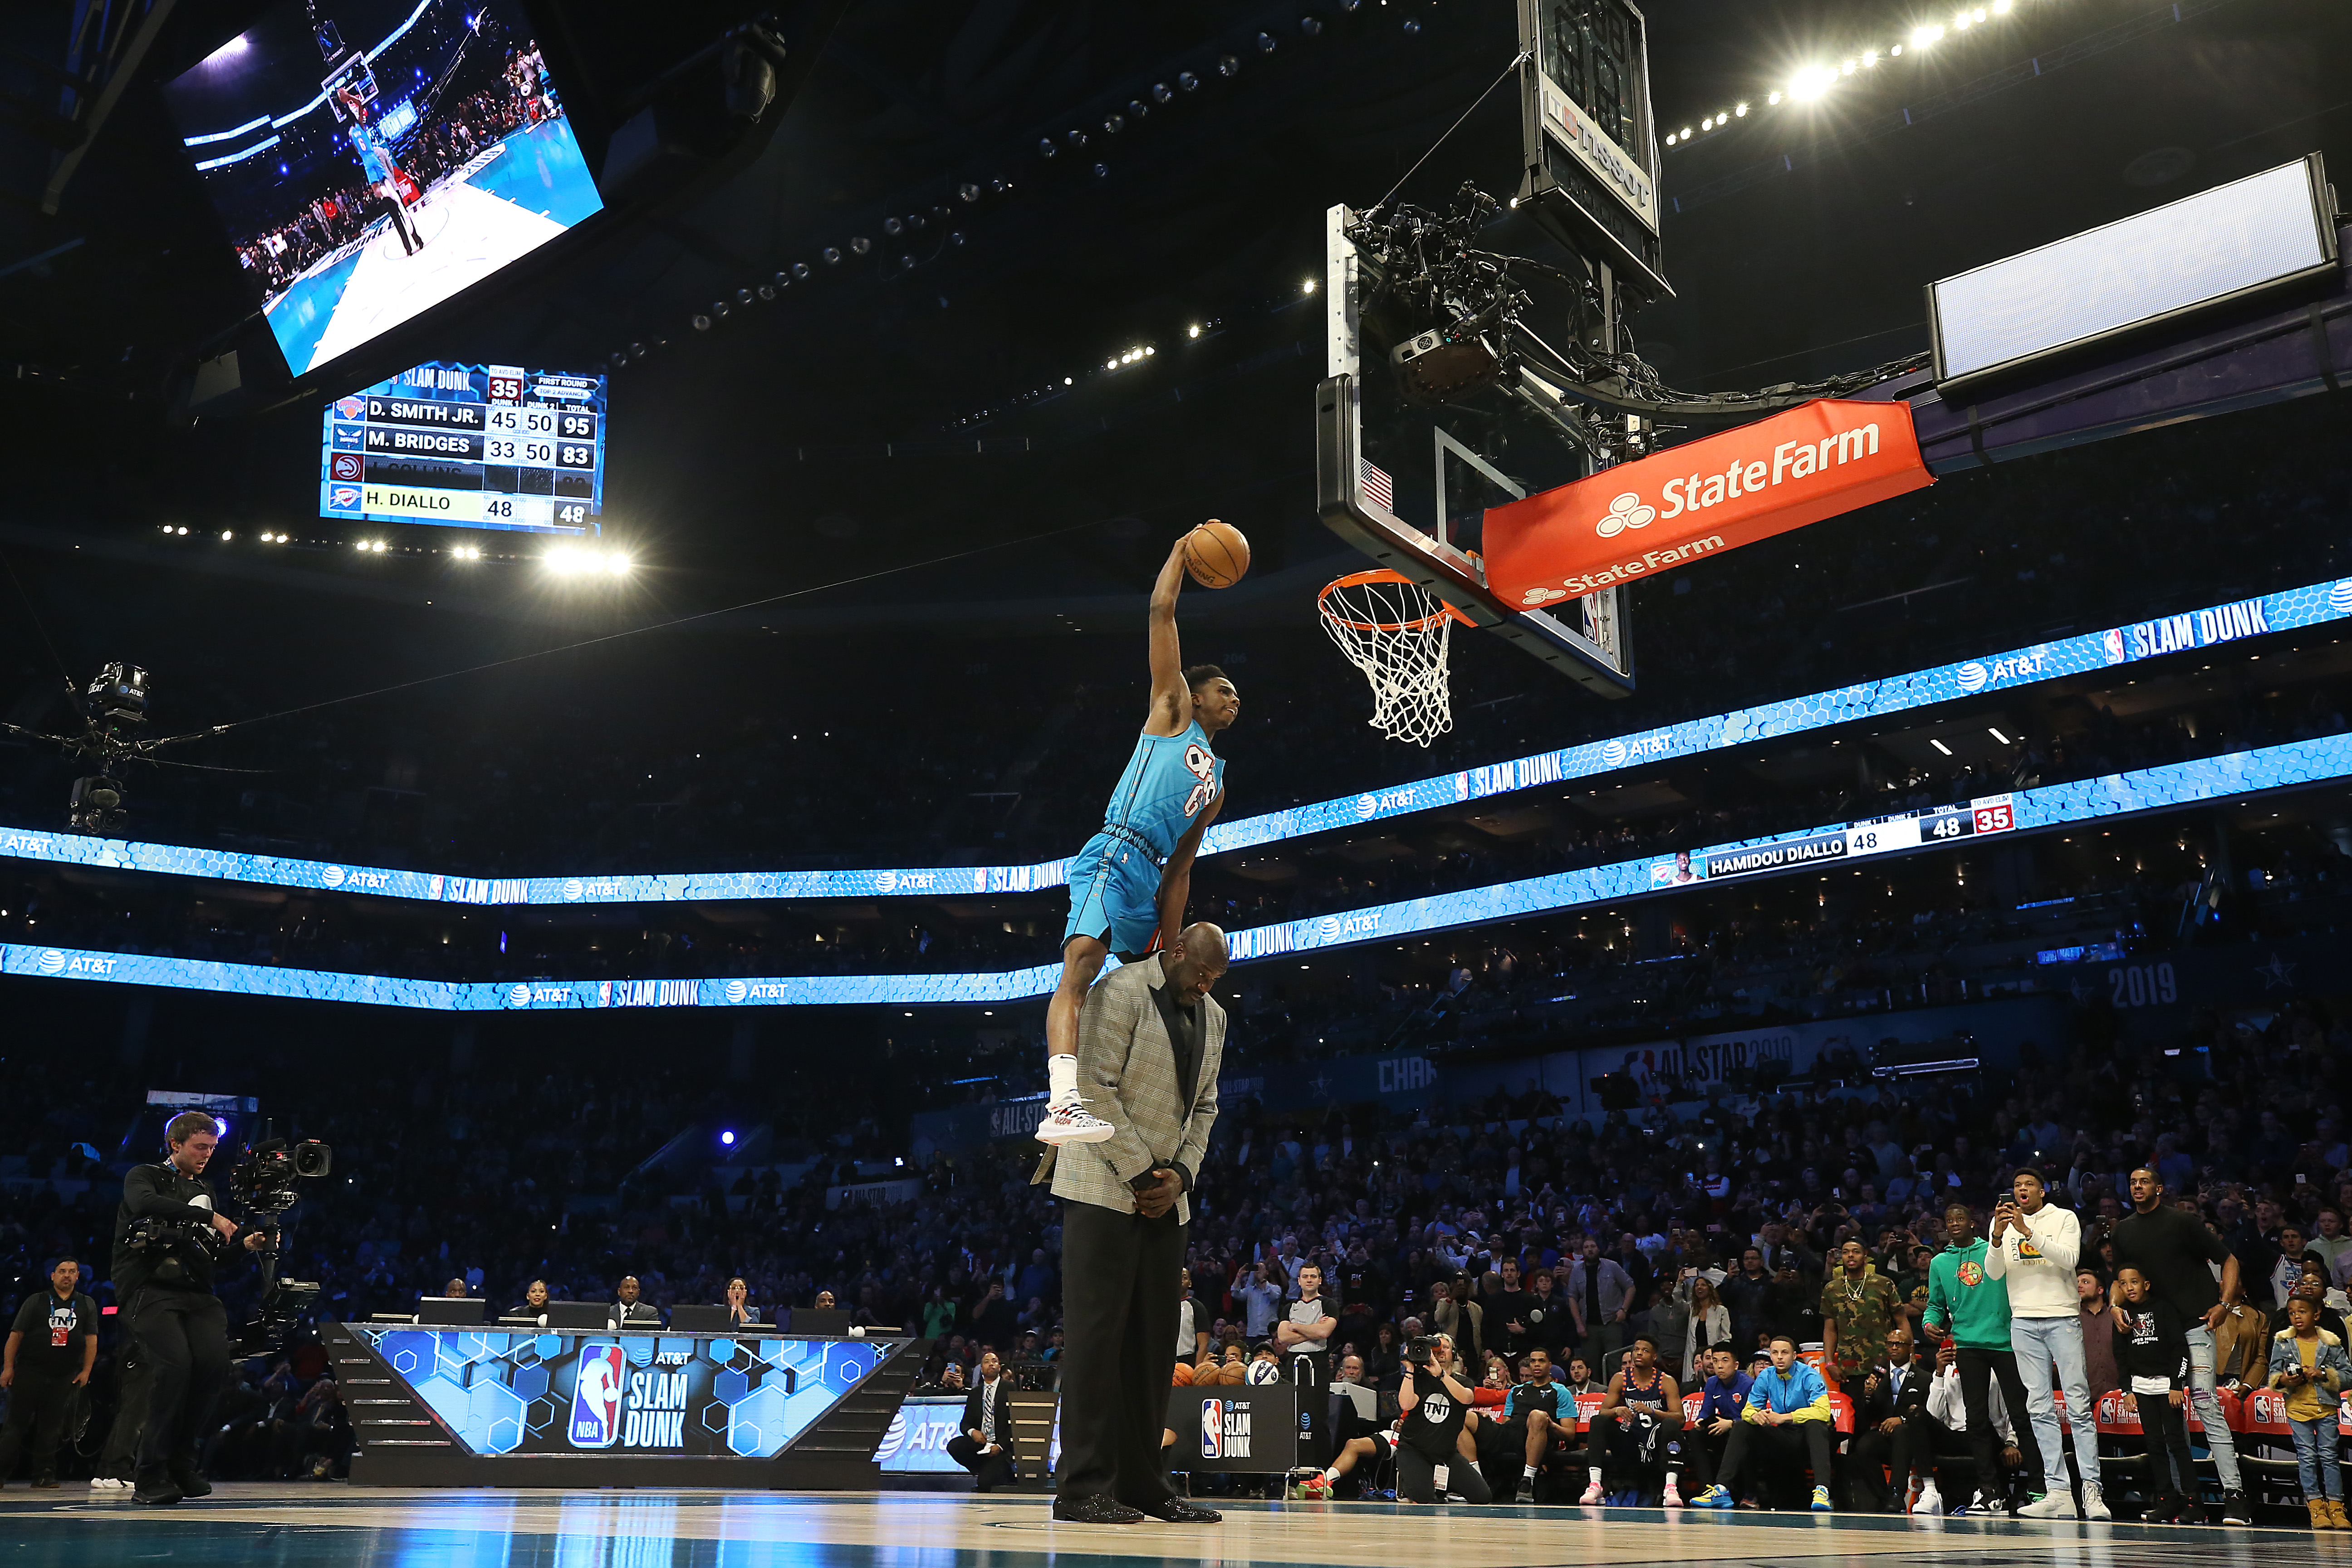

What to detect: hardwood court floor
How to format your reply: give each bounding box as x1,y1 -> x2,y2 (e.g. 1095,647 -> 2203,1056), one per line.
0,1485 -> 2340,1568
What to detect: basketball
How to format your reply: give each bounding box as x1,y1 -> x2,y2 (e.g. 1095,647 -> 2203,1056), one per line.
1171,1361 -> 1194,1386
1184,520 -> 1250,588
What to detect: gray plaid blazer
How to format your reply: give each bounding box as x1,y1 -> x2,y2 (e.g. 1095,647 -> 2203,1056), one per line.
1034,957 -> 1223,1225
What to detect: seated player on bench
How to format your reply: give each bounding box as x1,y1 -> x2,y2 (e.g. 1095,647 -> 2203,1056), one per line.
1581,1333 -> 1685,1506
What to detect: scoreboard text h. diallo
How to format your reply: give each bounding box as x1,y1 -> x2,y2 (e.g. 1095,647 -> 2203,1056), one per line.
320,361 -> 606,536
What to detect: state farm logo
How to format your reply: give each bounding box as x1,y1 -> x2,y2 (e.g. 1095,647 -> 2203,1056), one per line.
37,949 -> 67,975
1956,662 -> 1988,693
1593,492 -> 1655,539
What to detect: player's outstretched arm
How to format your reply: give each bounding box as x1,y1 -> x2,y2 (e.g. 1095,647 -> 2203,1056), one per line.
1145,537 -> 1192,737
1153,787 -> 1223,954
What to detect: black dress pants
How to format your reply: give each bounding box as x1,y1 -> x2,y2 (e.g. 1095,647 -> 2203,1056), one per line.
946,1434 -> 1018,1491
1846,1426 -> 1896,1509
0,1373 -> 74,1480
1057,1200 -> 1184,1507
128,1289 -> 230,1478
1956,1348 -> 2042,1497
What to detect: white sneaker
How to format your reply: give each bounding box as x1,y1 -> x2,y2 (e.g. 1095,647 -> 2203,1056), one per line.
1578,1479 -> 1604,1505
1661,1481 -> 1683,1508
2018,1491 -> 2074,1519
89,1476 -> 130,1491
1036,1098 -> 1116,1145
1910,1482 -> 1944,1515
2082,1482 -> 2110,1522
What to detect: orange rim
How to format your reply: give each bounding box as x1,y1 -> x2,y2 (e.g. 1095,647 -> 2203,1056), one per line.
1318,568 -> 1472,632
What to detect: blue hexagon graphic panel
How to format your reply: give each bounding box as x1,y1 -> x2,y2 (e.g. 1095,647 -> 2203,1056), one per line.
353,1328 -> 884,1457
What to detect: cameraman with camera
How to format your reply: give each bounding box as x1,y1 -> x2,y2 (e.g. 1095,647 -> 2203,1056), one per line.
113,1112 -> 268,1505
1390,1333 -> 1494,1504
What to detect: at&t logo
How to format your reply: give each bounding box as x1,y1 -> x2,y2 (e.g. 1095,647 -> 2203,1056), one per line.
562,878 -> 584,902
1355,793 -> 1378,819
1956,662 -> 1988,693
2331,580 -> 2352,616
321,864 -> 346,888
1602,738 -> 1627,766
507,985 -> 533,1008
725,980 -> 749,1004
37,948 -> 67,975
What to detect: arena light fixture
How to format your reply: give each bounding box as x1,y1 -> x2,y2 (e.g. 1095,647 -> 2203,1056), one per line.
1303,278 -> 1317,294
1188,324 -> 1201,338
604,553 -> 632,576
1989,727 -> 2011,743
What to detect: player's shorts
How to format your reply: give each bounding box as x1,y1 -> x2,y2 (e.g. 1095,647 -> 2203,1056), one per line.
1062,829 -> 1164,958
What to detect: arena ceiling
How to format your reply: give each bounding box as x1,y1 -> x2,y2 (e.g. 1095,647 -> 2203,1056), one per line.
0,0 -> 2343,638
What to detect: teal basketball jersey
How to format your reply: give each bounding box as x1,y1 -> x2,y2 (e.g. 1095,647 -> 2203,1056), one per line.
1098,721 -> 1222,859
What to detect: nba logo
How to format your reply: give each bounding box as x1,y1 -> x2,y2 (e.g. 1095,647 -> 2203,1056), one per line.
330,451 -> 363,481
333,395 -> 365,420
568,1344 -> 625,1448
328,483 -> 362,510
2102,627 -> 2127,665
1200,1399 -> 1223,1460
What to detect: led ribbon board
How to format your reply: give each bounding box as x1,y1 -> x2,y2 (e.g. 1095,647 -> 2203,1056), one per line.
6,729 -> 2347,1009
0,579 -> 2333,905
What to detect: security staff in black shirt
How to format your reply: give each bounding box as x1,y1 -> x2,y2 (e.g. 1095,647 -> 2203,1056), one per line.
0,1258 -> 98,1487
112,1111 -> 267,1505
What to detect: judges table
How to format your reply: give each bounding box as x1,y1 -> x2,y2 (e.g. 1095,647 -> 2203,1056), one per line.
328,1320 -> 924,1487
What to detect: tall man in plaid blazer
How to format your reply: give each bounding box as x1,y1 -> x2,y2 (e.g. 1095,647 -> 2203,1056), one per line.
1035,921 -> 1227,1524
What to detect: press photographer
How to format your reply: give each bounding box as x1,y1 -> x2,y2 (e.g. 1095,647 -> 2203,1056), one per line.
112,1112 -> 323,1506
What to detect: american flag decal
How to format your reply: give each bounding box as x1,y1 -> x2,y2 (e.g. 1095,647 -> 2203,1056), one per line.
1360,459 -> 1394,512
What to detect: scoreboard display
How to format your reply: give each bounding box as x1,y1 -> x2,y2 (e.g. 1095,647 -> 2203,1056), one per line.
320,361 -> 606,535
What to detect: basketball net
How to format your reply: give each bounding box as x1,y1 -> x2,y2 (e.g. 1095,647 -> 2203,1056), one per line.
1318,569 -> 1471,748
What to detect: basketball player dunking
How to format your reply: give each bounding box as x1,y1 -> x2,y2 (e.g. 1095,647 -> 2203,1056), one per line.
1038,533 -> 1240,1144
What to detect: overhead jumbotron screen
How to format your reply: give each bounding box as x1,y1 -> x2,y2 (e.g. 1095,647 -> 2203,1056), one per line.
162,0 -> 604,380
322,360 -> 604,532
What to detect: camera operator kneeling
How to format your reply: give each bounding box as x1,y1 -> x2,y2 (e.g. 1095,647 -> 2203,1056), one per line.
114,1112 -> 269,1506
1383,1335 -> 1493,1504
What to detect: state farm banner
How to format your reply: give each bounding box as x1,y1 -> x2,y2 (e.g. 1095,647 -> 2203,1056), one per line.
1485,399 -> 1933,606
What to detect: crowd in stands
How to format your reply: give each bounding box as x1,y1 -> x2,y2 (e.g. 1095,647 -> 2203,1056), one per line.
4,947 -> 2349,1516
231,46 -> 559,303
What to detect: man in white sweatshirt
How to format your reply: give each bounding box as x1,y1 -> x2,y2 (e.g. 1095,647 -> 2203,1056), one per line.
1987,1168 -> 2108,1520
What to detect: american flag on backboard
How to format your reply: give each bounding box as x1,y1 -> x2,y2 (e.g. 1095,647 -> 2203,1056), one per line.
1360,459 -> 1394,513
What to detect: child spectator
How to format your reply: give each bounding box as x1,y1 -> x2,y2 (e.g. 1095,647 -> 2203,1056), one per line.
2267,1293 -> 2351,1531
2111,1265 -> 2197,1524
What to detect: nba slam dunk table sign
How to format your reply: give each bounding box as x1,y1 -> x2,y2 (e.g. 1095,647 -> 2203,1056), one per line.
1484,399 -> 1934,606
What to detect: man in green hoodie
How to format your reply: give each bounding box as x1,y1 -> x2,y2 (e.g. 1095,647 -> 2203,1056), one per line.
1920,1201 -> 2044,1514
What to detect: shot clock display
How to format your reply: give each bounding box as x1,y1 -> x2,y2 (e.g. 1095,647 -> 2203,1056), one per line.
320,360 -> 605,534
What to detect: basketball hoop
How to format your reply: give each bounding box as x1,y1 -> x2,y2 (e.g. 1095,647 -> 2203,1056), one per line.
1318,569 -> 1472,748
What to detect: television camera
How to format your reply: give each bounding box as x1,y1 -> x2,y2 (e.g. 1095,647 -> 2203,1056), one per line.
0,662 -> 235,834
120,1133 -> 333,1351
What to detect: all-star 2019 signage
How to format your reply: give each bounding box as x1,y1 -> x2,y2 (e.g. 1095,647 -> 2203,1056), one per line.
1485,400 -> 1934,603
